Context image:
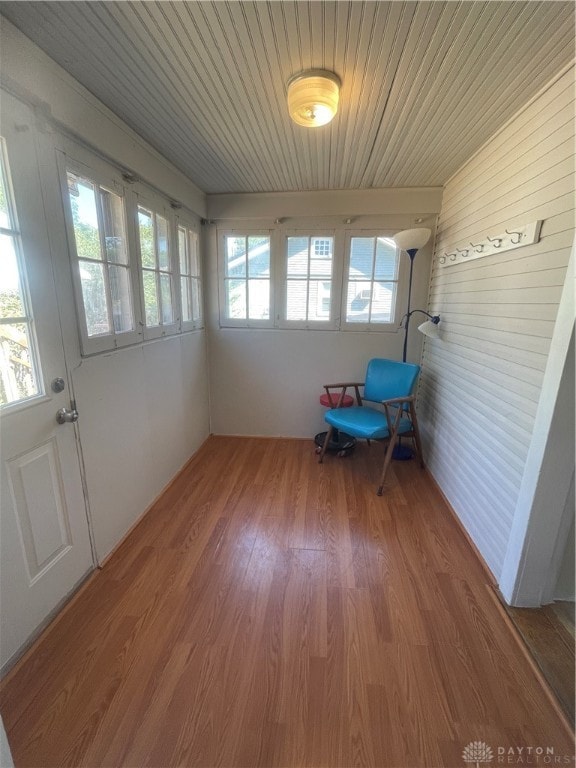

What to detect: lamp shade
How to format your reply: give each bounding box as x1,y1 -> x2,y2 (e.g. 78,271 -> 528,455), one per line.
287,70 -> 340,127
418,319 -> 441,339
392,228 -> 431,252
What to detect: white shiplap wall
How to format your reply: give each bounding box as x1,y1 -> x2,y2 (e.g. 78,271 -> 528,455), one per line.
419,66 -> 575,580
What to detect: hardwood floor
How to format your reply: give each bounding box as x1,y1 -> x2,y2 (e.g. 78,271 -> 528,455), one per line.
504,601 -> 575,724
1,437 -> 573,767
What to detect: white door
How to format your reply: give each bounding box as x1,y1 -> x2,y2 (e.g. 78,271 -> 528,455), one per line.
0,92 -> 94,673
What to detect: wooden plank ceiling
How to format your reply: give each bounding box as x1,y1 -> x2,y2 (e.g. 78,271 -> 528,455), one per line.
1,1 -> 574,194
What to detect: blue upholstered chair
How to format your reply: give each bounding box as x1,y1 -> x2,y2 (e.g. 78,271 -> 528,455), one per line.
318,358 -> 424,495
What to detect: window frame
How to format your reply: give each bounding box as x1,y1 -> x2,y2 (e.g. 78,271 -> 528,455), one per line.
218,230 -> 274,328
341,230 -> 405,332
278,229 -> 341,330
133,185 -> 180,341
176,211 -> 203,332
59,152 -> 143,354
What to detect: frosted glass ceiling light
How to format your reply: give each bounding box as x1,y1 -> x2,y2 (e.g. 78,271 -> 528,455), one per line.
287,70 -> 341,127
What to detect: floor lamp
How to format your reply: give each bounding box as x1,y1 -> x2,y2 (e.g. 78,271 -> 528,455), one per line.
392,227 -> 440,458
392,227 -> 434,362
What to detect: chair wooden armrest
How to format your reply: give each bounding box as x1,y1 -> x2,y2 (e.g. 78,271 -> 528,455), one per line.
323,381 -> 365,389
380,395 -> 415,406
323,382 -> 365,407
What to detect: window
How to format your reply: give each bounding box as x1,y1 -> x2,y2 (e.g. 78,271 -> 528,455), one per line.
0,138 -> 41,406
62,147 -> 204,352
313,238 -> 332,258
285,235 -> 334,323
178,223 -> 203,329
344,236 -> 399,325
216,227 -> 406,332
137,205 -> 176,333
65,168 -> 139,352
222,234 -> 271,323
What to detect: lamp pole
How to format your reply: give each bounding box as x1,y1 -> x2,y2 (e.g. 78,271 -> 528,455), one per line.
402,248 -> 418,363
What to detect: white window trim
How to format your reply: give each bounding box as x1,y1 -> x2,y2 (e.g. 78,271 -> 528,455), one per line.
340,230 -> 405,333
57,150 -> 144,355
218,230 -> 274,328
133,185 -> 180,341
176,211 -> 204,332
277,229 -> 342,331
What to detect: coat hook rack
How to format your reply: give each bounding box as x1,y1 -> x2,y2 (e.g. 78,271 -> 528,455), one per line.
438,221 -> 542,268
505,229 -> 523,244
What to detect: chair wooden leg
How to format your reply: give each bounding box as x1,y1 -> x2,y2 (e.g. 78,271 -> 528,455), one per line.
318,426 -> 333,463
377,433 -> 397,495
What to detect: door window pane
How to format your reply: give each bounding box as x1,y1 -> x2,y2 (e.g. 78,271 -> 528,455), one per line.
0,234 -> 25,318
0,138 -> 41,406
0,323 -> 39,405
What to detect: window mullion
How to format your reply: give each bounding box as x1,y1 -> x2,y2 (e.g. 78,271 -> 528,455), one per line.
0,226 -> 19,237
95,186 -> 116,338
306,237 -> 311,322
152,212 -> 163,326
244,237 -> 249,320
368,237 -> 377,324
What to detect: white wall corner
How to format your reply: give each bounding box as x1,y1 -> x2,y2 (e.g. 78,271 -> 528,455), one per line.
499,243 -> 576,606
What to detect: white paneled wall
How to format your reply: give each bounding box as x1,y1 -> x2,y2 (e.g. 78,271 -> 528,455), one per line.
72,334 -> 210,561
419,66 -> 575,580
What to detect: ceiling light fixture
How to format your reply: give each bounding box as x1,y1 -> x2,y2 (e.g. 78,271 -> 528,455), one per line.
287,70 -> 341,127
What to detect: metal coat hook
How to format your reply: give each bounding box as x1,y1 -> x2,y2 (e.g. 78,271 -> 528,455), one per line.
505,229 -> 523,244
440,221 -> 541,268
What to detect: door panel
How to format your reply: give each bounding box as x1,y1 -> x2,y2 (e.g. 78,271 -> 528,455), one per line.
0,91 -> 94,673
7,439 -> 72,580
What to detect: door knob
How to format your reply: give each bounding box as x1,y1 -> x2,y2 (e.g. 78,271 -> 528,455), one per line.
56,407 -> 79,424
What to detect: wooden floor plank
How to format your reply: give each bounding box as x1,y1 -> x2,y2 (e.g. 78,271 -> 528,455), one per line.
1,436 -> 573,767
